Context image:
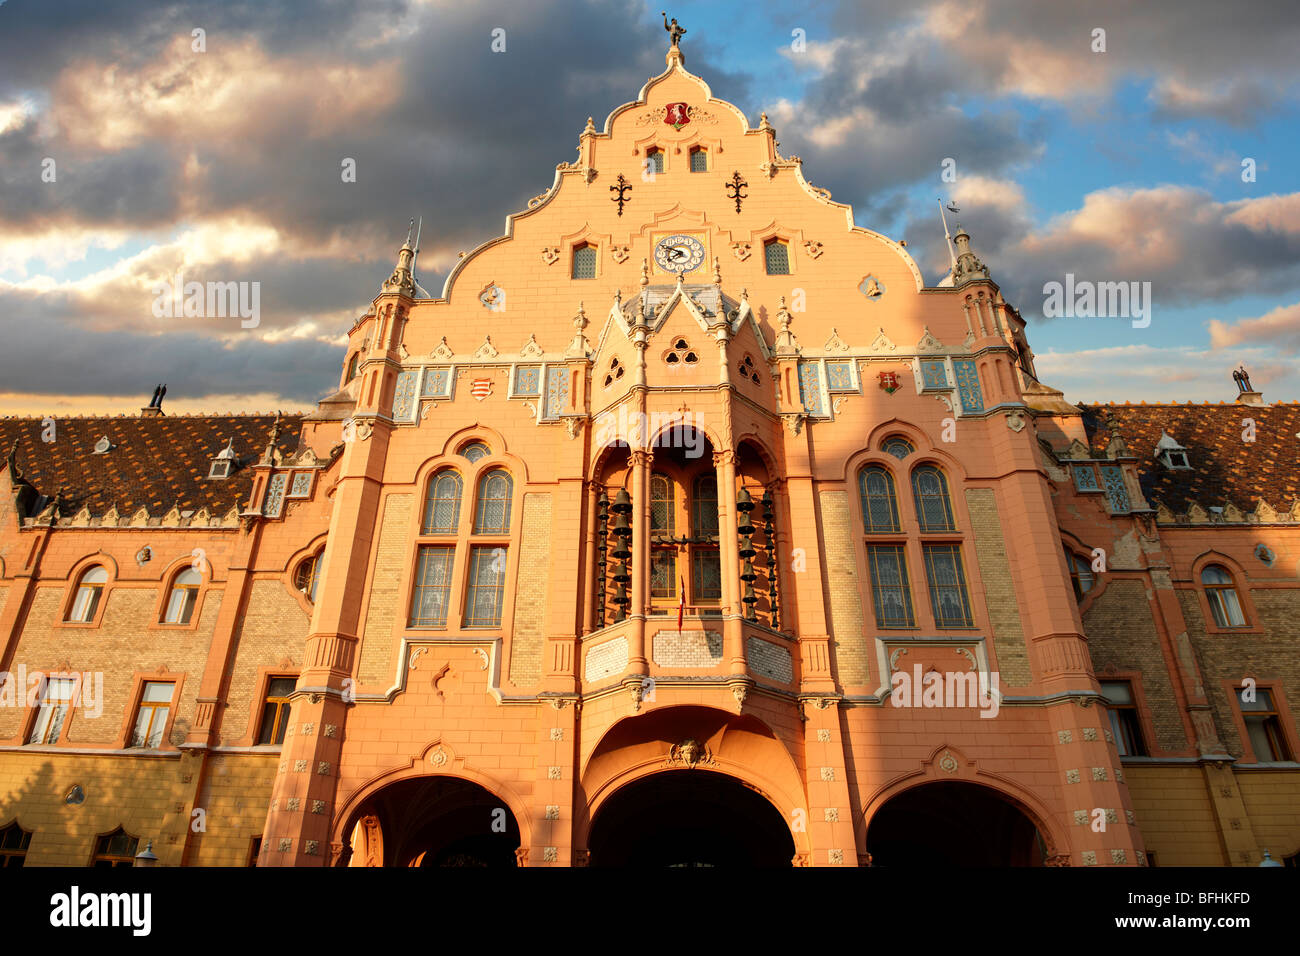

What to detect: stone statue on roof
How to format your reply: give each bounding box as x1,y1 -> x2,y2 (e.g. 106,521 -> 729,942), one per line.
662,12 -> 686,49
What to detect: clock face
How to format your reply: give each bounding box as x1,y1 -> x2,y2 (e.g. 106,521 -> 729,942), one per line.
654,234 -> 707,274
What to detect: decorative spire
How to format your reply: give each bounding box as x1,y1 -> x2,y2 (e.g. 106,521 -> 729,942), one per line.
381,220 -> 417,297
951,223 -> 990,284
640,257 -> 649,286
567,302 -> 591,358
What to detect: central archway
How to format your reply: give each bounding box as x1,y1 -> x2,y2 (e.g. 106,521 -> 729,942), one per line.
866,781 -> 1046,867
587,770 -> 795,867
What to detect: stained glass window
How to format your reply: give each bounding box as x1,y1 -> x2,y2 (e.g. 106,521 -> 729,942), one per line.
423,470 -> 462,534
924,544 -> 973,628
868,545 -> 914,628
859,467 -> 900,533
465,546 -> 507,627
912,466 -> 955,532
474,469 -> 513,534
410,545 -> 455,627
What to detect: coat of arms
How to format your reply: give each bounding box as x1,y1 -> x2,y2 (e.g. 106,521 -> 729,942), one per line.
878,371 -> 901,394
664,102 -> 690,130
470,378 -> 493,401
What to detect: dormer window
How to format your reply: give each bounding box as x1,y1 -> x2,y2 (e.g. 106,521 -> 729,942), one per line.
209,438 -> 237,479
1154,431 -> 1191,470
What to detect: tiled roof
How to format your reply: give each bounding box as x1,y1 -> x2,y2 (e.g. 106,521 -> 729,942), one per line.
1078,402 -> 1300,512
0,414 -> 303,518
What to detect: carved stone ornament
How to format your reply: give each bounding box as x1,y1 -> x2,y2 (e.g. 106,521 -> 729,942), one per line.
938,750 -> 959,774
781,412 -> 804,436
803,240 -> 824,259
666,738 -> 715,769
611,245 -> 631,264
823,328 -> 849,352
1006,409 -> 1028,433
429,746 -> 449,768
730,241 -> 752,261
520,334 -> 544,358
431,337 -> 454,361
541,246 -> 561,265
868,328 -> 896,352
565,417 -> 585,440
473,336 -> 499,360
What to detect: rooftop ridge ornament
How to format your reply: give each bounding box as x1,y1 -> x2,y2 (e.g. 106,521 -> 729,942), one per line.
662,12 -> 686,64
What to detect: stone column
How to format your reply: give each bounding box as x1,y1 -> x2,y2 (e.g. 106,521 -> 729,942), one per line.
716,450 -> 745,675
628,449 -> 649,672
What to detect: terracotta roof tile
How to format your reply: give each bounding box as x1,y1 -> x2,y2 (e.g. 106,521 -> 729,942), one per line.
0,414 -> 303,518
1078,403 -> 1300,512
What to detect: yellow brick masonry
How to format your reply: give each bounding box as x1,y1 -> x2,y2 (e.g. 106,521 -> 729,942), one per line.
508,493 -> 552,687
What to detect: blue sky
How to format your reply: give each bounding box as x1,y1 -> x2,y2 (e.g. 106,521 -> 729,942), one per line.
2,0 -> 1299,413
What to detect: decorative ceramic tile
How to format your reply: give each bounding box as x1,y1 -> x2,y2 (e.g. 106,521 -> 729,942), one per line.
514,365 -> 541,396
1100,466 -> 1131,513
798,363 -> 825,416
544,366 -> 569,419
263,473 -> 288,518
919,359 -> 948,390
392,369 -> 420,421
952,359 -> 984,413
825,361 -> 856,392
1073,465 -> 1100,492
422,366 -> 451,398
288,472 -> 313,498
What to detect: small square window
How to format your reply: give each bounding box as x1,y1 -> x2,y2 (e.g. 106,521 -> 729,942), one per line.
689,148 -> 707,172
764,240 -> 790,275
572,245 -> 597,279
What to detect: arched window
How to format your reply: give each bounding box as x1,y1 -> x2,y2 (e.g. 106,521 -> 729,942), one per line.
882,437 -> 914,460
912,466 -> 955,532
1067,550 -> 1095,602
295,552 -> 322,602
650,474 -> 677,601
859,467 -> 900,533
572,243 -> 597,279
764,238 -> 790,275
474,469 -> 513,534
1202,564 -> 1246,627
345,353 -> 359,382
651,474 -> 676,534
689,146 -> 707,172
646,147 -> 664,174
0,822 -> 32,867
459,441 -> 491,463
163,567 -> 202,624
92,827 -> 139,867
68,566 -> 107,622
423,470 -> 463,534
691,475 -> 721,603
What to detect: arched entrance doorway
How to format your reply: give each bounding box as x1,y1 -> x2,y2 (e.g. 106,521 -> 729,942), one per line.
588,771 -> 795,867
341,776 -> 521,867
866,781 -> 1046,867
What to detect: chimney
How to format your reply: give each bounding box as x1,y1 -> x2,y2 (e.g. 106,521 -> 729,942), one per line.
142,383 -> 167,417
1232,366 -> 1264,406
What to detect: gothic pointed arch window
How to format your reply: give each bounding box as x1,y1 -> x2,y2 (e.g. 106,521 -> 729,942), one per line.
423,470 -> 463,534
912,465 -> 955,532
465,469 -> 513,628
650,473 -> 677,601
859,466 -> 900,533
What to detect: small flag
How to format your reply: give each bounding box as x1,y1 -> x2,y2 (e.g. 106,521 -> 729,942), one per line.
470,378 -> 492,401
677,574 -> 686,632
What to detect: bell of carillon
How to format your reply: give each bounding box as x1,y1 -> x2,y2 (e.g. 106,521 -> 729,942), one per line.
0,19 -> 1296,868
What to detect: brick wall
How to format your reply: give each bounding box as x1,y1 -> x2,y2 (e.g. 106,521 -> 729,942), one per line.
356,493 -> 413,687
1086,580 -> 1188,752
507,492 -> 551,687
219,579 -> 311,743
1124,765 -> 1225,865
964,489 -> 1031,686
818,490 -> 869,686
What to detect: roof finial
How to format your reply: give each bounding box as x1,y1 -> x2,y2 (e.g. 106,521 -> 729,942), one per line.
937,199 -> 959,275
662,11 -> 686,65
